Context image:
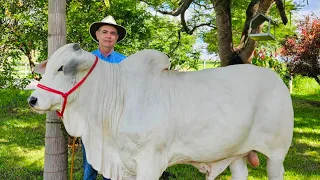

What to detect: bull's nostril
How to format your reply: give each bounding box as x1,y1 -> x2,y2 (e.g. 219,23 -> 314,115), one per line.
28,96 -> 38,107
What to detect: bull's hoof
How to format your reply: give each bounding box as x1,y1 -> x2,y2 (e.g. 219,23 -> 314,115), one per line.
159,171 -> 176,180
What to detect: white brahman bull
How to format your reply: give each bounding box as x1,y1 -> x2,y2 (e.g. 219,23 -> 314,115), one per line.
28,43 -> 294,180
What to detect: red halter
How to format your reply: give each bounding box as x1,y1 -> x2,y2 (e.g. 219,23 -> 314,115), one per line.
37,56 -> 98,118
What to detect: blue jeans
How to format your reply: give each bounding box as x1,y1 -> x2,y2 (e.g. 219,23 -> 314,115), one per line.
82,141 -> 111,180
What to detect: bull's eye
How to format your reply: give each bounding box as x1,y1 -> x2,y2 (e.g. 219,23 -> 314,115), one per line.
58,66 -> 63,72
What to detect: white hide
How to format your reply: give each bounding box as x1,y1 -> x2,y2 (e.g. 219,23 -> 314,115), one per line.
29,43 -> 294,180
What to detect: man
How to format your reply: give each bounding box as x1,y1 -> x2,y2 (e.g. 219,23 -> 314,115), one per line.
82,15 -> 127,180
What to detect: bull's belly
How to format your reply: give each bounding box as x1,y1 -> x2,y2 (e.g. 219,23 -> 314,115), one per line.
168,142 -> 252,166
180,145 -> 250,163
166,123 -> 258,165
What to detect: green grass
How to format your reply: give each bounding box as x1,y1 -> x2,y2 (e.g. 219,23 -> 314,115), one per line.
196,61 -> 220,70
187,61 -> 220,71
0,76 -> 319,179
292,75 -> 320,96
0,89 -> 45,179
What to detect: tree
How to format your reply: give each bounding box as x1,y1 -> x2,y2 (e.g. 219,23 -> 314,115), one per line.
0,0 -> 48,88
141,0 -> 295,66
44,0 -> 67,179
280,15 -> 320,85
1,0 -> 47,67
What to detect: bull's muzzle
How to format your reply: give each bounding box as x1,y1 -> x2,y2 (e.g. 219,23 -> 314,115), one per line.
28,96 -> 38,107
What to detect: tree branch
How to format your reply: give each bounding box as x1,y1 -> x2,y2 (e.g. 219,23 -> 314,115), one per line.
142,0 -> 213,34
275,0 -> 288,25
180,4 -> 214,34
180,9 -> 214,34
141,0 -> 193,16
239,0 -> 260,48
185,22 -> 215,34
192,1 -> 214,10
180,9 -> 189,32
167,30 -> 182,58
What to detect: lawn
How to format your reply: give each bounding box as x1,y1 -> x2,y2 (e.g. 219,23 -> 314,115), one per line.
0,76 -> 319,179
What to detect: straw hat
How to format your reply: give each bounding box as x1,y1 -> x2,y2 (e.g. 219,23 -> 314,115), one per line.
89,15 -> 126,43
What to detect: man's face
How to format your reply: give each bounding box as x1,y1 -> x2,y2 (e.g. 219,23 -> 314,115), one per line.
96,25 -> 118,48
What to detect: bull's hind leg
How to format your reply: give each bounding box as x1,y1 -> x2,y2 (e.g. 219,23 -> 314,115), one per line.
205,158 -> 233,180
229,157 -> 248,180
191,158 -> 235,180
267,157 -> 284,180
199,155 -> 247,180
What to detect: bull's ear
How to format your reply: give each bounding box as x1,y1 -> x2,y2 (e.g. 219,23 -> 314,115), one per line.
63,58 -> 91,76
34,60 -> 48,74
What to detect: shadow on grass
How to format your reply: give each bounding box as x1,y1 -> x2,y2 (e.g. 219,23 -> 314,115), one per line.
167,164 -> 205,180
291,93 -> 320,130
286,94 -> 320,175
291,93 -> 320,102
0,101 -> 40,119
285,138 -> 320,173
292,93 -> 320,106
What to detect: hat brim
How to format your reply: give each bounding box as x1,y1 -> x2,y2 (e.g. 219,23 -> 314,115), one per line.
89,22 -> 127,43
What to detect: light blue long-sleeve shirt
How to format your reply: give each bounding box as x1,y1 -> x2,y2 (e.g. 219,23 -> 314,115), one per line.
91,49 -> 126,64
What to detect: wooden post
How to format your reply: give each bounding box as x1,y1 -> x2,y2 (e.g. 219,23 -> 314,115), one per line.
44,0 -> 67,179
289,75 -> 293,93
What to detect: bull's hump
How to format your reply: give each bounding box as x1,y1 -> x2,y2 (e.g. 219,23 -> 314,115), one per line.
122,49 -> 170,74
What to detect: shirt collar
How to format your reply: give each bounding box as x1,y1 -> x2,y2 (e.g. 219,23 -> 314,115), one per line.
98,48 -> 114,58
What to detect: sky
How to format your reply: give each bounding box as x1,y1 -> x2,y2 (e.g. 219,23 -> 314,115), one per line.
293,0 -> 320,16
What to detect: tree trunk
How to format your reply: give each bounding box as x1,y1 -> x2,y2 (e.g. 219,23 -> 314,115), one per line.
26,51 -> 36,74
211,0 -> 233,67
313,76 -> 320,85
44,0 -> 67,179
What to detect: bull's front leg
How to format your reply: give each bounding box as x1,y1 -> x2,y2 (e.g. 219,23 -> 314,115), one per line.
135,148 -> 167,180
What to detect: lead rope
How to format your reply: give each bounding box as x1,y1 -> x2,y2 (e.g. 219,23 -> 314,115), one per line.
70,136 -> 76,180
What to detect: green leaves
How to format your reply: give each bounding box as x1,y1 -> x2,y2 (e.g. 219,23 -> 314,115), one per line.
0,0 -> 47,88
252,47 -> 289,84
281,15 -> 320,85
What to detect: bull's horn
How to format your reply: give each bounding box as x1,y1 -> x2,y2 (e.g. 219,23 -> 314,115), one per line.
73,43 -> 81,51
